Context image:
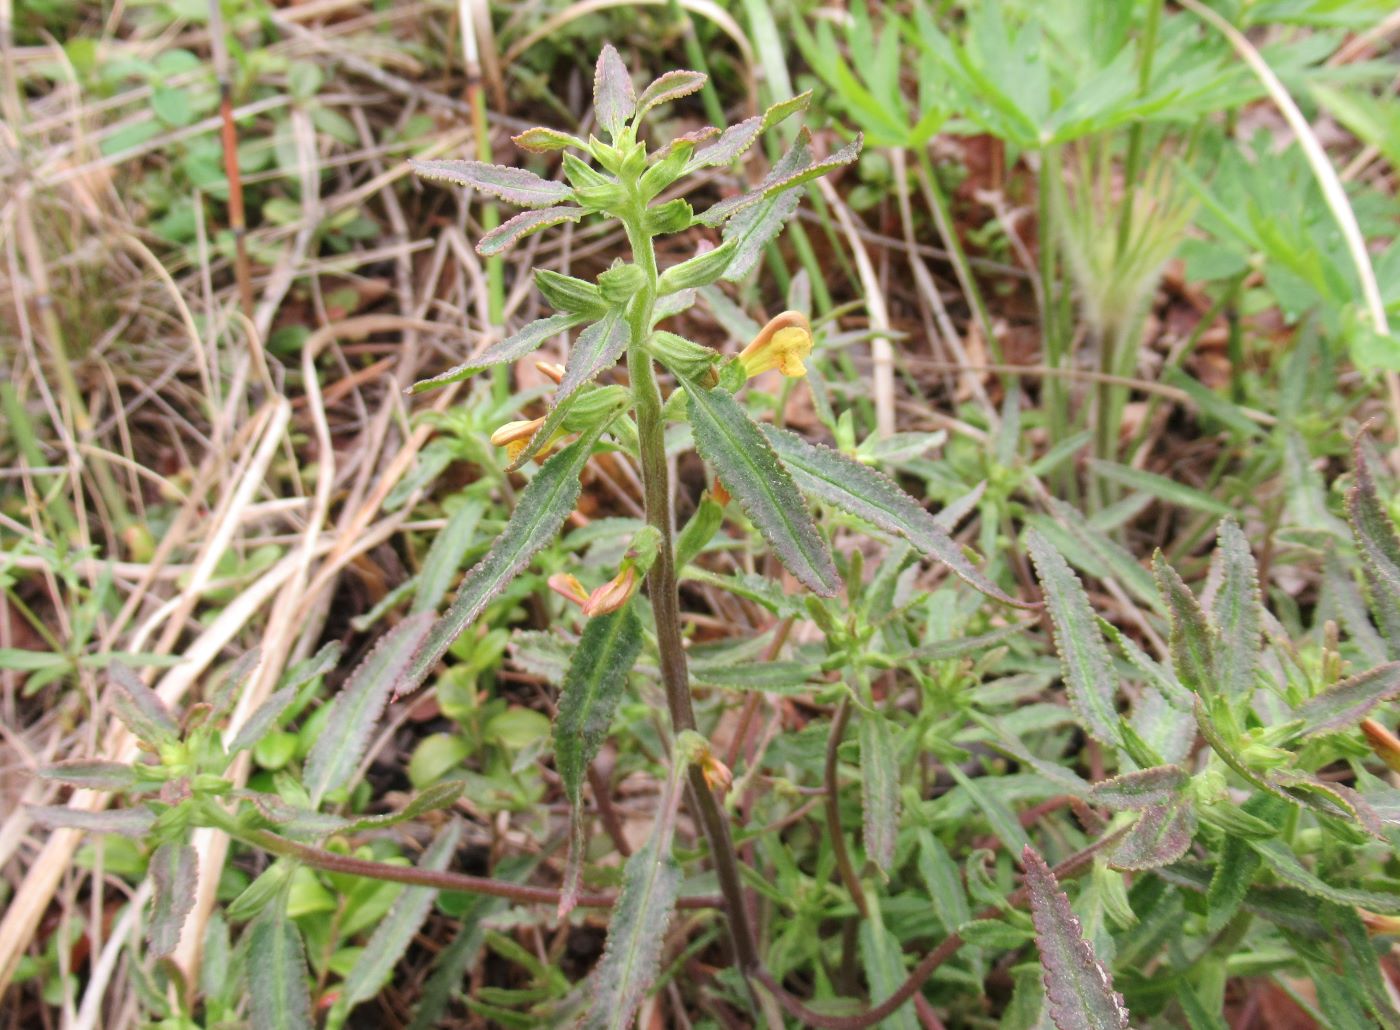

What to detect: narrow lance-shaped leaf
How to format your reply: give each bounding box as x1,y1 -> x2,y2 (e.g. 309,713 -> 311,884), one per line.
581,761 -> 686,1030
636,70 -> 708,118
1207,832 -> 1262,934
412,499 -> 484,615
1294,660 -> 1400,736
326,822 -> 461,1029
248,905 -> 314,1030
507,308 -> 627,471
858,709 -> 899,875
554,603 -> 645,915
109,663 -> 178,745
410,313 -> 580,393
512,126 -> 586,152
227,684 -> 298,755
1210,519 -> 1261,702
338,779 -> 464,835
699,129 -> 862,226
686,116 -> 762,171
477,206 -> 585,257
719,135 -> 810,281
763,423 -> 1028,607
38,760 -> 136,790
678,374 -> 839,596
28,805 -> 155,838
1153,552 -> 1217,698
593,44 -> 635,139
400,425 -> 606,697
1249,838 -> 1400,915
1110,801 -> 1197,871
1022,846 -> 1132,1030
859,921 -> 920,1030
1025,530 -> 1122,746
1347,441 -> 1400,657
149,842 -> 198,958
304,611 -> 434,806
409,159 -> 574,207
760,89 -> 813,132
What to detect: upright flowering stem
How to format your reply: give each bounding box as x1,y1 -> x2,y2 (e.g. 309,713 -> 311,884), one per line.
621,209 -> 760,973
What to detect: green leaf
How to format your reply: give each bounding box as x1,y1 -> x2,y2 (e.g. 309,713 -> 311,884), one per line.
409,159 -> 573,207
859,921 -> 919,1030
38,760 -> 136,790
858,710 -> 900,874
657,238 -> 738,293
148,842 -> 197,958
1154,553 -> 1217,698
535,270 -> 609,319
227,685 -> 298,755
1294,660 -> 1400,736
687,116 -> 762,170
508,308 -> 628,471
1025,530 -> 1121,746
636,70 -> 708,118
108,663 -> 179,745
554,603 -> 644,910
1210,520 -> 1261,703
679,376 -> 838,596
412,500 -> 484,615
763,423 -> 1026,607
304,611 -> 434,805
28,805 -> 155,838
917,830 -> 971,934
1088,459 -> 1235,518
1249,838 -> 1400,914
761,90 -> 813,132
689,660 -> 819,691
1348,441 -> 1400,657
699,129 -> 862,226
948,765 -> 1031,856
1207,831 -> 1262,934
1110,802 -> 1197,871
1022,847 -> 1132,1030
338,779 -> 465,834
593,44 -> 636,138
718,134 -> 811,281
1089,765 -> 1188,810
409,313 -> 579,393
247,906 -> 314,1030
512,126 -> 587,152
580,837 -> 681,1030
327,822 -> 461,1029
477,206 -> 585,257
402,426 -> 605,696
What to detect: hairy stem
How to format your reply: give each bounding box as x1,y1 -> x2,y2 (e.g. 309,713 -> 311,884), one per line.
623,214 -> 761,973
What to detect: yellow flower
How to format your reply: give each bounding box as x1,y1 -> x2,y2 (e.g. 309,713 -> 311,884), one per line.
489,417 -> 545,462
547,573 -> 590,608
737,311 -> 813,379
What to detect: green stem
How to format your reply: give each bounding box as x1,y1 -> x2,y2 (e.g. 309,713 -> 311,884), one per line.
1115,0 -> 1164,261
622,212 -> 761,974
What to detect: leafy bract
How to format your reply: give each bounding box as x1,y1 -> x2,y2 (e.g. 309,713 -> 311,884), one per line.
593,44 -> 636,138
477,206 -> 585,257
409,159 -> 573,207
678,375 -> 838,596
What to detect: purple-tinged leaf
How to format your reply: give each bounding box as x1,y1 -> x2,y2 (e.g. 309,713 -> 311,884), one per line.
1109,801 -> 1196,871
1294,660 -> 1400,736
304,611 -> 434,806
39,760 -> 136,790
512,126 -> 586,153
1347,440 -> 1400,657
636,70 -> 708,118
1270,770 -> 1385,838
1025,530 -> 1122,746
698,130 -> 862,226
687,116 -> 762,170
718,132 -> 813,279
410,313 -> 581,394
28,804 -> 155,838
209,647 -> 262,718
149,842 -> 197,957
248,907 -> 314,1030
1209,520 -> 1261,702
409,159 -> 573,207
593,44 -> 636,139
227,684 -> 297,755
506,307 -> 628,471
760,90 -> 813,132
477,206 -> 585,257
1089,765 -> 1188,811
109,663 -> 178,745
1022,846 -> 1132,1030
1153,552 -> 1216,697
858,710 -> 899,874
654,125 -> 720,160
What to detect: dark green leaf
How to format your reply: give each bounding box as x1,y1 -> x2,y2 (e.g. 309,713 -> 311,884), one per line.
1022,847 -> 1132,1030
1025,530 -> 1121,746
1347,441 -> 1400,656
304,611 -> 434,805
409,313 -> 579,393
247,907 -> 314,1030
412,500 -> 484,615
680,376 -> 838,596
402,426 -> 605,697
859,921 -> 919,1030
338,779 -> 465,834
917,830 -> 971,934
1250,838 -> 1400,914
1207,832 -> 1262,934
1154,553 -> 1217,698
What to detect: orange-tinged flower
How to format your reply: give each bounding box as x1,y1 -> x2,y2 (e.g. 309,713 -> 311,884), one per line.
535,361 -> 566,384
1361,718 -> 1400,774
581,565 -> 637,617
738,311 -> 813,379
547,572 -> 590,607
711,478 -> 731,506
490,417 -> 546,462
699,750 -> 733,795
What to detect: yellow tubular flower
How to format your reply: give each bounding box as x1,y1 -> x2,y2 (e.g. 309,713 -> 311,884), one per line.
737,310 -> 813,379
490,417 -> 545,462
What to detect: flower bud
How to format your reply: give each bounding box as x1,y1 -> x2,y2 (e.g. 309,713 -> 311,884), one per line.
1362,718 -> 1400,774
490,417 -> 544,461
711,479 -> 731,506
581,566 -> 638,617
535,361 -> 566,384
737,311 -> 813,379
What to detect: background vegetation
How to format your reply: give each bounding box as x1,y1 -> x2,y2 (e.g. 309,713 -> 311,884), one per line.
5,0 -> 1400,1027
